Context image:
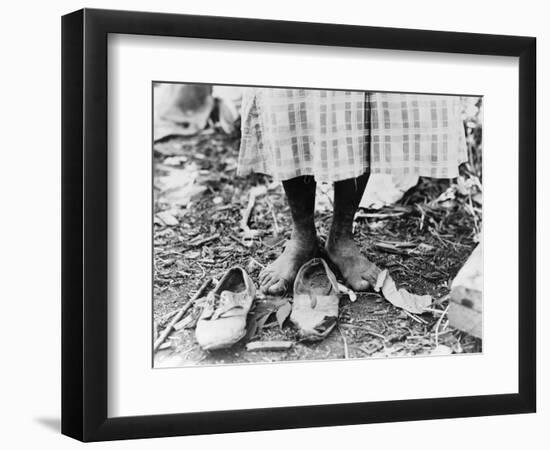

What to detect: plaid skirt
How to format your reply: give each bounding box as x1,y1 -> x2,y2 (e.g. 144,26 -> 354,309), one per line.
237,88 -> 467,182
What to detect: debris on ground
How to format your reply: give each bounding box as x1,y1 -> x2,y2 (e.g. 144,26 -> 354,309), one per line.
246,341 -> 293,352
360,173 -> 420,209
374,268 -> 432,314
240,185 -> 268,244
153,278 -> 212,352
154,83 -> 240,140
152,92 -> 484,366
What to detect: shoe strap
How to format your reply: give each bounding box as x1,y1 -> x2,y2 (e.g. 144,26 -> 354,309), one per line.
208,290 -> 249,320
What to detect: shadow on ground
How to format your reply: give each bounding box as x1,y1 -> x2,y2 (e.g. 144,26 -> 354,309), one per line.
35,417 -> 60,433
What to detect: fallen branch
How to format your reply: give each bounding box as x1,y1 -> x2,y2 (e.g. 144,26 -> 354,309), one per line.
246,341 -> 293,352
153,278 -> 212,352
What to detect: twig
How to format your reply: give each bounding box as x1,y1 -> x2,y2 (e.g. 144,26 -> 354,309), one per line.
423,307 -> 444,315
373,242 -> 412,256
355,211 -> 407,220
416,204 -> 426,231
186,233 -> 220,248
153,278 -> 212,352
432,328 -> 452,338
265,197 -> 281,235
240,187 -> 266,231
196,262 -> 206,280
338,326 -> 349,359
228,233 -> 251,249
215,204 -> 235,212
249,257 -> 266,269
366,330 -> 387,340
434,304 -> 451,347
403,310 -> 428,325
429,227 -> 449,248
198,258 -> 216,264
339,323 -> 387,340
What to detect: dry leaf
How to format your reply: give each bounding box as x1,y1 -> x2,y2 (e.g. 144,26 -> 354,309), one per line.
255,313 -> 271,336
374,269 -> 432,314
163,156 -> 188,166
156,211 -> 179,226
431,345 -> 453,356
275,301 -> 292,329
246,298 -> 287,338
157,164 -> 207,207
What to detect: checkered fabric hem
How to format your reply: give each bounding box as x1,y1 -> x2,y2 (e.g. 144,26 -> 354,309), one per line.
238,88 -> 467,182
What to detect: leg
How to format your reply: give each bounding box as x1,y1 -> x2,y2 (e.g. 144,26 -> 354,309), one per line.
260,176 -> 318,295
326,171 -> 378,290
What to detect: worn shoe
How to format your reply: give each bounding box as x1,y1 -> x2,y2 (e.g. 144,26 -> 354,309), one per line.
290,258 -> 340,341
195,267 -> 256,350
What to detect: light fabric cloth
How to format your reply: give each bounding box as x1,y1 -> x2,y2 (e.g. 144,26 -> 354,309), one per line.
238,88 -> 467,182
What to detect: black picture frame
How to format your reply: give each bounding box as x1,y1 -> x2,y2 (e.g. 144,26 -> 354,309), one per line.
62,8 -> 536,442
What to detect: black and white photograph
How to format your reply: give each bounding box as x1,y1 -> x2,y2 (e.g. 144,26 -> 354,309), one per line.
152,83 -> 484,367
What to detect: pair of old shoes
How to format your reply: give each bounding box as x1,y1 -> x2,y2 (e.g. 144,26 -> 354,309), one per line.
195,258 -> 340,350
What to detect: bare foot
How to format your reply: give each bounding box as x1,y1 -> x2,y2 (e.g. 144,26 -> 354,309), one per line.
326,237 -> 378,291
260,236 -> 317,296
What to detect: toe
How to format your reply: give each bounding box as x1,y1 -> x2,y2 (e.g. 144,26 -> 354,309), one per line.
259,269 -> 272,283
351,278 -> 370,291
260,273 -> 274,289
266,279 -> 287,296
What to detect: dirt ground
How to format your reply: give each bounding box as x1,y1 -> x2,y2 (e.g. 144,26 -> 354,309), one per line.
152,122 -> 483,367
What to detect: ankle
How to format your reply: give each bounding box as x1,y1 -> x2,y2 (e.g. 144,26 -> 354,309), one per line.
291,215 -> 316,238
326,230 -> 354,252
290,226 -> 317,247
